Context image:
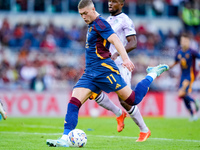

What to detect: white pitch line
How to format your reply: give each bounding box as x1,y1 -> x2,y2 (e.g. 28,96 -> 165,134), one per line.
0,124 -> 63,129
92,135 -> 200,143
0,131 -> 200,143
0,131 -> 62,135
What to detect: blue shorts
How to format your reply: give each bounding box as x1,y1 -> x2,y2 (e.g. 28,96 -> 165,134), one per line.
74,68 -> 127,95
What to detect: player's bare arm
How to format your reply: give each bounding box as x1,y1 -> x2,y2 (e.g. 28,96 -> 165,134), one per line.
125,35 -> 137,53
169,61 -> 179,69
107,33 -> 135,72
111,35 -> 137,61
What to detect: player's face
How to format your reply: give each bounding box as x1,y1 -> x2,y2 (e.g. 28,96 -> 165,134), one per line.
79,6 -> 95,24
180,36 -> 190,51
108,0 -> 123,16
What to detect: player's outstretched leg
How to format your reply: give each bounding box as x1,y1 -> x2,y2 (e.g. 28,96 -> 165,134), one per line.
0,100 -> 7,120
124,64 -> 169,106
94,92 -> 127,132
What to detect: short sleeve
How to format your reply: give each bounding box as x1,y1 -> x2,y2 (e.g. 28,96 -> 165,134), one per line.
191,49 -> 200,59
94,18 -> 114,40
123,17 -> 136,37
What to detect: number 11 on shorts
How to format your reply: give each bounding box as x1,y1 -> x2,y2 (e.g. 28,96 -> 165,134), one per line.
106,74 -> 116,84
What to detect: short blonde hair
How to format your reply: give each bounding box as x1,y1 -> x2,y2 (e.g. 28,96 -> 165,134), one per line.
78,0 -> 94,9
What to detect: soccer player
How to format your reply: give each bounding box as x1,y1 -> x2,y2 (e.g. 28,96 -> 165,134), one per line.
46,0 -> 169,147
93,0 -> 151,142
0,100 -> 7,120
170,33 -> 200,121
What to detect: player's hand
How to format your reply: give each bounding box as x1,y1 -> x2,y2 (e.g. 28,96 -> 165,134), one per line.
122,58 -> 135,72
111,52 -> 119,61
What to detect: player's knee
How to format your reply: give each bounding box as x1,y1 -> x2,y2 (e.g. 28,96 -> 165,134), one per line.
179,95 -> 184,99
178,90 -> 186,98
124,91 -> 135,106
69,97 -> 82,108
124,90 -> 144,106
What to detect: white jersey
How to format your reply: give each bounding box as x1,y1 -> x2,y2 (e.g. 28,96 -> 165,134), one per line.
107,12 -> 136,65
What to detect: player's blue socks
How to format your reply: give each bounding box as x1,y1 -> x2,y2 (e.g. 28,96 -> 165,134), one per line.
63,97 -> 82,135
145,75 -> 154,83
125,76 -> 153,105
184,95 -> 195,103
182,95 -> 195,116
183,97 -> 193,116
134,76 -> 152,105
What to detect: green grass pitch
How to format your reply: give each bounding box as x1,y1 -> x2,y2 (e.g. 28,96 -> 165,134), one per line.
0,117 -> 200,150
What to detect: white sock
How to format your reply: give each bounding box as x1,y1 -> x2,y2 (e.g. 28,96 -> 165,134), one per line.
61,134 -> 69,141
95,92 -> 122,117
147,72 -> 157,80
128,106 -> 149,133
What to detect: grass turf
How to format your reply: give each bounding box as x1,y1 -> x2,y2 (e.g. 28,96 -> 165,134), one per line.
0,117 -> 200,150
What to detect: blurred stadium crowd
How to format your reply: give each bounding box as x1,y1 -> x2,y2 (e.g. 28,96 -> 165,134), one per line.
0,0 -> 199,92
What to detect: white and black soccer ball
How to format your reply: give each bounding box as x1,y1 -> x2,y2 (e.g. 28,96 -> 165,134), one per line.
68,129 -> 87,148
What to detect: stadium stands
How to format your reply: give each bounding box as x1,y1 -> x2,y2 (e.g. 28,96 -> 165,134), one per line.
0,0 -> 199,92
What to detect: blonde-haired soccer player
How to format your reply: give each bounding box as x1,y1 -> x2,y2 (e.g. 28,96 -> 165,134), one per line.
46,0 -> 168,147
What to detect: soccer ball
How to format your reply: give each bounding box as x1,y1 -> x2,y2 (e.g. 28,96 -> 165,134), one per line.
68,129 -> 87,148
